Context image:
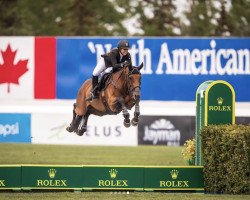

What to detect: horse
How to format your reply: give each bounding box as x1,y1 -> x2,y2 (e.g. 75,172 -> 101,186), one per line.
66,62 -> 143,136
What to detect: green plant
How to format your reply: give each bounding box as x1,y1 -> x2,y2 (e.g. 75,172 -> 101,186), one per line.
201,124 -> 250,194
182,138 -> 195,165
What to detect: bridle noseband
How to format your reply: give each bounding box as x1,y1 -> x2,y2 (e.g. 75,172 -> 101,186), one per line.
128,68 -> 141,101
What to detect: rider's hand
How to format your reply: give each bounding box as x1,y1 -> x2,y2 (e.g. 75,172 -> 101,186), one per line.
121,61 -> 130,67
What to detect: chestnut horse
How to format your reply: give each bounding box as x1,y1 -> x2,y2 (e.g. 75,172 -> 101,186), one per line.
66,63 -> 143,136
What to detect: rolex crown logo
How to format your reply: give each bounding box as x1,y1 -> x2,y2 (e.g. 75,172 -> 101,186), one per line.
170,169 -> 179,179
217,97 -> 223,105
109,169 -> 118,179
48,168 -> 56,178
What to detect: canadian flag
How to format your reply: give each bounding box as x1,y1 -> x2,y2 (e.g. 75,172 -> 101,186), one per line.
0,37 -> 56,100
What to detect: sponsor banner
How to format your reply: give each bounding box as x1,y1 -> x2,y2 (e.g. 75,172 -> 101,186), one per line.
83,166 -> 144,190
21,165 -> 83,190
195,80 -> 235,165
31,113 -> 137,146
236,116 -> 250,125
0,113 -> 31,143
1,165 -> 204,191
34,37 -> 56,99
0,37 -> 34,99
0,36 -> 56,100
144,167 -> 204,191
0,165 -> 21,189
56,38 -> 250,101
138,115 -> 195,146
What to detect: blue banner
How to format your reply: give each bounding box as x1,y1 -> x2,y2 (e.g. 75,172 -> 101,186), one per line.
56,37 -> 250,101
0,114 -> 31,143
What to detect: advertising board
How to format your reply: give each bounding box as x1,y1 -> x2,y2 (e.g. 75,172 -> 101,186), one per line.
31,113 -> 137,146
0,113 -> 31,143
138,115 -> 195,146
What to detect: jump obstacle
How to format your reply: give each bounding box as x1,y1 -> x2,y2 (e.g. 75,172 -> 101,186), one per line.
0,80 -> 235,192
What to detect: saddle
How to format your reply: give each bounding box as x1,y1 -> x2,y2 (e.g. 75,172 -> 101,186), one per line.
97,72 -> 112,92
97,67 -> 122,92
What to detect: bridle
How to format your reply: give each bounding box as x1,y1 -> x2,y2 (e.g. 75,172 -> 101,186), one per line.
127,68 -> 141,102
110,66 -> 141,102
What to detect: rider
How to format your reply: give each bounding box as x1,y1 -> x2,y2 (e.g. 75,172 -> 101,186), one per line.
86,39 -> 132,101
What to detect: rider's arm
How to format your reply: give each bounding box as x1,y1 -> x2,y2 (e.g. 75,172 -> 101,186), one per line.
110,51 -> 132,69
110,52 -> 123,69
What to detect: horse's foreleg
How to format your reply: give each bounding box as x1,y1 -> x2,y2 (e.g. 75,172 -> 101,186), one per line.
118,97 -> 130,128
131,101 -> 140,126
66,103 -> 82,132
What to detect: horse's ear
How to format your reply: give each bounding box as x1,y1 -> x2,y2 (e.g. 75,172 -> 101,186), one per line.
128,65 -> 133,71
138,62 -> 143,71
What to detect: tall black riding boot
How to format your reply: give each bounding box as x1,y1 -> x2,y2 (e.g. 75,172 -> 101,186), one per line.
92,75 -> 99,99
86,75 -> 99,101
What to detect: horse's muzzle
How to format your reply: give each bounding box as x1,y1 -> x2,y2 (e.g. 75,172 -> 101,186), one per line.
132,87 -> 140,102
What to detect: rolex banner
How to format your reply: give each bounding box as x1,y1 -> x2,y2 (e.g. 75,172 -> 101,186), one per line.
0,165 -> 21,190
1,165 -> 204,191
82,166 -> 144,190
195,80 -> 235,165
144,167 -> 204,191
21,165 -> 83,190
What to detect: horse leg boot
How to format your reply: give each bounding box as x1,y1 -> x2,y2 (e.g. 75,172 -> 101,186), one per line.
77,111 -> 90,136
86,75 -> 99,101
132,104 -> 140,126
119,98 -> 130,128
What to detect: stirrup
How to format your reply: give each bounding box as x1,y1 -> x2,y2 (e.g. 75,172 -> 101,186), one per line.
86,93 -> 93,101
86,91 -> 99,101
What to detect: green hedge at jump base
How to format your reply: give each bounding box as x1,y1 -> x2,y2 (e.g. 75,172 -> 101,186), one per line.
201,124 -> 250,194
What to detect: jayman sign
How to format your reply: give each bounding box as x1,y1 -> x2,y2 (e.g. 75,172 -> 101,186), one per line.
56,37 -> 250,101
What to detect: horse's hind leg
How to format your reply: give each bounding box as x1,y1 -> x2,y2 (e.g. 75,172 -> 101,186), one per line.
66,103 -> 82,133
77,110 -> 90,136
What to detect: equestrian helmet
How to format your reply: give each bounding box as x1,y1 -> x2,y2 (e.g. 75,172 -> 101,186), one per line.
117,40 -> 130,49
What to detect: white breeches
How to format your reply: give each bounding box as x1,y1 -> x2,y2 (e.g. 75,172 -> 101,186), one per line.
93,58 -> 112,77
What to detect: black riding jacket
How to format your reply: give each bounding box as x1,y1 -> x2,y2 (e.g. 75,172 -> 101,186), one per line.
101,48 -> 132,69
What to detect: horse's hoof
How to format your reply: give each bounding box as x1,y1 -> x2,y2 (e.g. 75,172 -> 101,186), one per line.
123,120 -> 131,128
76,128 -> 86,136
66,126 -> 74,133
131,118 -> 139,126
76,131 -> 84,136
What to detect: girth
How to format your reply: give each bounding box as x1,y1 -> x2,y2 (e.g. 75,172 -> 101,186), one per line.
100,92 -> 120,115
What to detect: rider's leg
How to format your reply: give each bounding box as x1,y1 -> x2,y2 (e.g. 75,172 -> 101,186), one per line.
87,58 -> 106,100
91,75 -> 99,99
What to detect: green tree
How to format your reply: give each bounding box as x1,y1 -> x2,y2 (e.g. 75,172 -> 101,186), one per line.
134,0 -> 180,36
0,0 -> 69,35
65,0 -> 127,36
21,0 -> 68,35
228,0 -> 250,36
1,0 -> 250,36
0,0 -> 24,35
214,0 -> 231,36
182,0 -> 218,36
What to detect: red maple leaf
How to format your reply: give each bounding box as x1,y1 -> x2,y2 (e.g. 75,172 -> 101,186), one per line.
0,44 -> 29,93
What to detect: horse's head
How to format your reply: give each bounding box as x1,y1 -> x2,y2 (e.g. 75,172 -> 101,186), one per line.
127,62 -> 143,102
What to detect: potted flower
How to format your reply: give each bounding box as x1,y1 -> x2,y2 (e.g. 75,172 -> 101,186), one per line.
182,138 -> 196,165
